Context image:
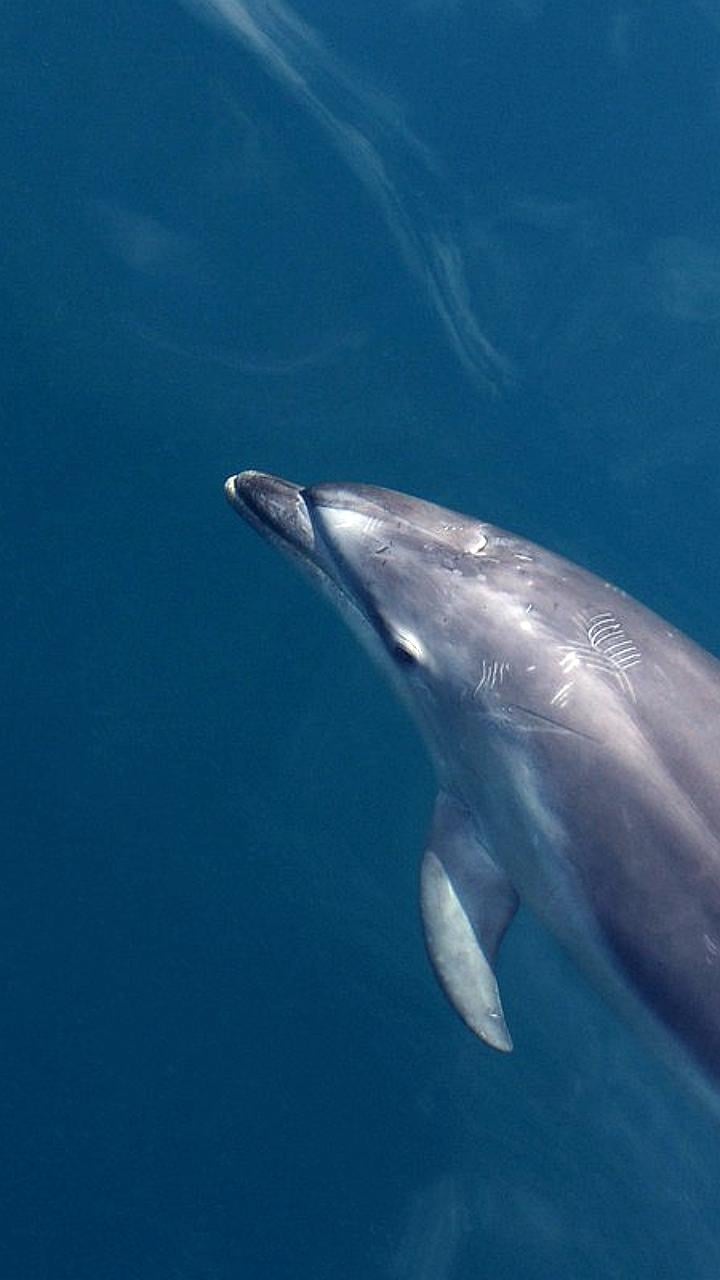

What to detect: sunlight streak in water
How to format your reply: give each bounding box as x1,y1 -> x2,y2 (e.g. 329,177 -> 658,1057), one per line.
184,0 -> 512,393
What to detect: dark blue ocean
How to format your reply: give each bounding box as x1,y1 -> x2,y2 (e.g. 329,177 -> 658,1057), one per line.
6,1 -> 720,1275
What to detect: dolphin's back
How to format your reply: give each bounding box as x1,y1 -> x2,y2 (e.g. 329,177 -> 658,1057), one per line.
527,584 -> 720,1086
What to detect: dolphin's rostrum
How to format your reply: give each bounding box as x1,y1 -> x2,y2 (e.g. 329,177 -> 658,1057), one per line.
226,471 -> 720,1100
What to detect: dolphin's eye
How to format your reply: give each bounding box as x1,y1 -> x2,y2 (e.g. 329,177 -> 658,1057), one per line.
393,642 -> 417,667
391,635 -> 423,668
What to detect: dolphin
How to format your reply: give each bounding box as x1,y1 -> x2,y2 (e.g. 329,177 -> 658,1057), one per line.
225,470 -> 720,1098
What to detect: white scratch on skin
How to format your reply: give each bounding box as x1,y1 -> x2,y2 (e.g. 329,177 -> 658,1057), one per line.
555,610 -> 642,705
550,680 -> 574,708
704,933 -> 720,964
473,659 -> 510,696
585,612 -> 642,670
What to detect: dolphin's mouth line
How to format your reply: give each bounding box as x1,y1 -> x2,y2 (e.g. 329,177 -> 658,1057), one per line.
486,703 -> 601,743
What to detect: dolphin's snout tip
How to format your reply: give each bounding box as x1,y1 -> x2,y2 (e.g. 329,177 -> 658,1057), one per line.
225,469 -> 270,508
224,469 -> 314,554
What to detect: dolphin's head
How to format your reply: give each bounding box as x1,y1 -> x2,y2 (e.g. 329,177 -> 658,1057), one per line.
226,471 -> 569,777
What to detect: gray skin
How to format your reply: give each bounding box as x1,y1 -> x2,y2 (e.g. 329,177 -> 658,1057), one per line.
226,470 -> 720,1099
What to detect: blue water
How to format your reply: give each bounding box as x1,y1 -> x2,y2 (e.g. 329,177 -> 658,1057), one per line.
6,0 -> 720,1275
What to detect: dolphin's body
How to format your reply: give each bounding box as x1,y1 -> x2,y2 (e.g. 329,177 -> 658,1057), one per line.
226,471 -> 720,1098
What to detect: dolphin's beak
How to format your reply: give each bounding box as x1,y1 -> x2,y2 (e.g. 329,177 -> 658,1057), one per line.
225,470 -> 316,560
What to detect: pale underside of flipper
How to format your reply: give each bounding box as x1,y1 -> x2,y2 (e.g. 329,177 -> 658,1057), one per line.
420,793 -> 518,1051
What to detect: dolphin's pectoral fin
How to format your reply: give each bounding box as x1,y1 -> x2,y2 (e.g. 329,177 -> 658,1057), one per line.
420,793 -> 518,1052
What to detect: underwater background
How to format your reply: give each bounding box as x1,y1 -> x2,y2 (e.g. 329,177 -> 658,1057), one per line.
6,1 -> 720,1275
